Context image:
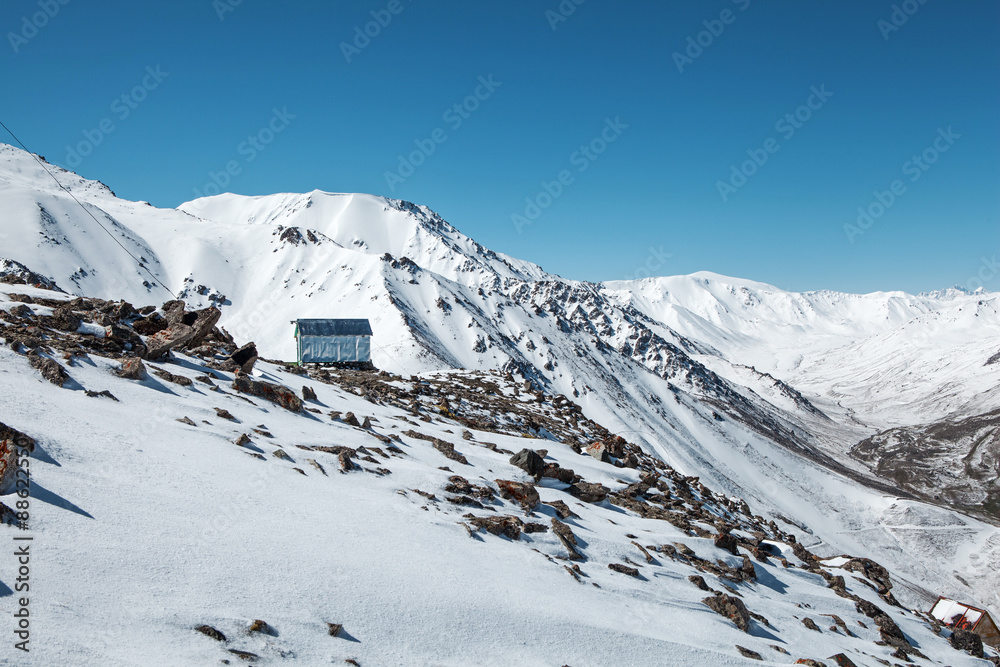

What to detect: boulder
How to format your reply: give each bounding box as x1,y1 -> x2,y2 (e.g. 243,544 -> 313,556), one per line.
0,422 -> 35,495
509,448 -> 545,478
585,441 -> 610,463
608,563 -> 639,577
229,342 -> 258,373
302,385 -> 317,401
568,481 -> 609,503
143,303 -> 221,360
703,594 -> 751,632
496,479 -> 540,510
28,352 -> 68,386
231,373 -> 302,412
49,306 -> 81,332
714,531 -> 740,556
950,628 -> 985,658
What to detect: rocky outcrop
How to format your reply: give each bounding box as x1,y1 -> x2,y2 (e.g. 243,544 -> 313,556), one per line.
231,373 -> 302,412
703,594 -> 751,632
28,351 -> 68,386
496,479 -> 539,511
143,301 -> 221,360
949,628 -> 985,658
509,448 -> 545,478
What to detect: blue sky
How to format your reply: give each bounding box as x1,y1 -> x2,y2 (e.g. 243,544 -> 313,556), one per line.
2,0 -> 998,294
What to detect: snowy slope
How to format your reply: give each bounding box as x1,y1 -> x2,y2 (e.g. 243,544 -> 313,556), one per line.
1,142 -> 999,637
0,285 -> 994,666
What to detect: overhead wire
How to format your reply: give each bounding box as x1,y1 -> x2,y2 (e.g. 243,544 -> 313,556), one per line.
0,119 -> 176,298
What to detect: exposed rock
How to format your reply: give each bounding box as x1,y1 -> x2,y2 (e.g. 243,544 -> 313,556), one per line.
248,619 -> 271,634
739,555 -> 757,581
801,617 -> 820,632
215,408 -> 238,422
49,306 -> 81,332
343,412 -> 361,427
688,575 -> 711,591
152,368 -> 192,386
307,459 -> 327,476
85,389 -> 119,401
302,385 -> 317,401
143,302 -> 221,360
229,342 -> 258,373
608,563 -> 639,577
950,628 -> 985,658
232,373 -> 302,412
327,623 -> 343,637
234,434 -> 251,447
227,649 -> 259,662
551,518 -> 584,560
585,441 -> 610,463
855,599 -> 909,648
545,499 -> 577,519
467,514 -> 524,540
176,416 -> 197,426
509,448 -> 545,478
115,357 -> 147,380
0,422 -> 35,495
28,351 -> 68,386
567,481 -> 609,504
361,416 -> 372,430
496,479 -> 540,510
432,439 -> 469,465
338,450 -> 356,472
272,448 -> 292,461
827,654 -> 859,667
541,463 -> 575,483
703,594 -> 751,632
714,531 -> 740,556
735,646 -> 762,660
195,624 -> 226,642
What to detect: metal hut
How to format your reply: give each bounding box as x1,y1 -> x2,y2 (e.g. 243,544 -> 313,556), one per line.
929,597 -> 1000,648
292,319 -> 373,365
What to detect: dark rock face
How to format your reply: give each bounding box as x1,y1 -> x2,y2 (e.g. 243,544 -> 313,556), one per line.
143,303 -> 221,360
194,625 -> 226,642
49,306 -> 81,332
714,531 -> 740,556
703,594 -> 751,632
0,422 -> 35,495
302,385 -> 317,401
855,599 -> 910,649
551,518 -> 583,560
608,563 -> 639,577
229,342 -> 258,373
950,628 -> 985,658
467,514 -> 524,540
231,373 -> 302,412
568,481 -> 609,504
28,352 -> 68,386
509,448 -> 545,478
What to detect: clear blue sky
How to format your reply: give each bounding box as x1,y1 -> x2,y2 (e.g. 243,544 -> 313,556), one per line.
2,0 -> 998,294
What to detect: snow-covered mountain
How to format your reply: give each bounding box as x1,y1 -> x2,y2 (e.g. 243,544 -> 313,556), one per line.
2,142 -> 999,662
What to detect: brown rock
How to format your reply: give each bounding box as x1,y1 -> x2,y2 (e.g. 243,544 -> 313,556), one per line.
703,594 -> 751,632
551,518 -> 584,560
736,646 -> 762,660
327,622 -> 343,637
496,479 -> 540,510
567,481 -> 609,503
194,624 -> 226,641
714,531 -> 740,556
28,352 -> 68,386
302,385 -> 317,401
115,357 -> 147,380
688,575 -> 711,591
0,422 -> 35,495
143,304 -> 221,360
801,617 -> 820,632
608,563 -> 639,577
545,500 -> 577,519
232,373 -> 302,412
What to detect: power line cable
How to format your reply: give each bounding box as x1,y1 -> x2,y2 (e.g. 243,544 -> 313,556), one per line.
0,120 -> 176,298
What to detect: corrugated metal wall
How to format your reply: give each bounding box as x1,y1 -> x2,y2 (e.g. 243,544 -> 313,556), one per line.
299,335 -> 371,363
